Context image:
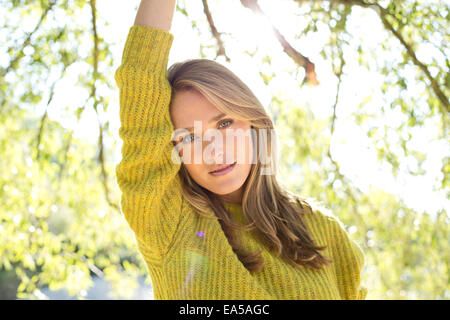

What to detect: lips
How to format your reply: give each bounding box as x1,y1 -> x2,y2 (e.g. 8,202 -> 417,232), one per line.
209,162 -> 236,175
209,162 -> 235,173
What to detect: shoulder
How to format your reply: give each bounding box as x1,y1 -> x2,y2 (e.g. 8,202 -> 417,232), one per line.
293,196 -> 346,245
294,197 -> 367,299
298,197 -> 340,227
299,198 -> 364,262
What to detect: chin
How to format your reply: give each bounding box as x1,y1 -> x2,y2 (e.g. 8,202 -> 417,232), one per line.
209,187 -> 239,196
189,163 -> 252,195
206,173 -> 247,195
207,182 -> 241,195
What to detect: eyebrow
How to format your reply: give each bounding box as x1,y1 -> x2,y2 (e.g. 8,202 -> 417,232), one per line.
183,112 -> 228,132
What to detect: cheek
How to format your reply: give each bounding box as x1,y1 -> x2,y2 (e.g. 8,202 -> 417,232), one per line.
179,144 -> 201,165
230,125 -> 254,165
183,162 -> 204,181
247,131 -> 254,164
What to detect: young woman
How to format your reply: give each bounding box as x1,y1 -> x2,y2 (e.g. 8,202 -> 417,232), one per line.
115,0 -> 367,300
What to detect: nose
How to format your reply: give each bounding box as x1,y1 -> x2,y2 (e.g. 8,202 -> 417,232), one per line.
204,136 -> 225,165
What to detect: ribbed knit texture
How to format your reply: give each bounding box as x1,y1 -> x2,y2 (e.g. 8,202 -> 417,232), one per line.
114,25 -> 368,300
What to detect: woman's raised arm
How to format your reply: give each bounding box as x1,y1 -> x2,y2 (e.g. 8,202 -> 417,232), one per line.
134,0 -> 177,31
114,0 -> 184,262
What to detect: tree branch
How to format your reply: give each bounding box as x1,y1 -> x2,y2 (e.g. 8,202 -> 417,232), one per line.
89,0 -> 119,212
201,0 -> 231,62
295,0 -> 449,112
240,0 -> 319,85
322,34 -> 392,291
375,6 -> 449,114
1,0 -> 57,78
90,0 -> 99,109
97,115 -> 120,212
57,130 -> 73,181
35,81 -> 54,161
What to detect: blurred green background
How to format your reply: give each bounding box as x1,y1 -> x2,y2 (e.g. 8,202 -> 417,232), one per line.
0,0 -> 448,299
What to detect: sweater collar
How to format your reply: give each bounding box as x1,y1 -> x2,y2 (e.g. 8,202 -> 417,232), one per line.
223,201 -> 242,210
223,201 -> 248,224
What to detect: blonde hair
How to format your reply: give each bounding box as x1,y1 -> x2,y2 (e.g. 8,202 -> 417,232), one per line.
167,58 -> 332,273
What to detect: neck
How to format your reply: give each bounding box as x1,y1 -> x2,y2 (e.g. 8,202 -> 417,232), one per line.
218,187 -> 243,205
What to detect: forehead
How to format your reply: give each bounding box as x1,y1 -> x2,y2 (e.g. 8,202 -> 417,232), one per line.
170,90 -> 222,129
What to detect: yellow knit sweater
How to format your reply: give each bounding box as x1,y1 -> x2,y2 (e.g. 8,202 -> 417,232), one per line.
114,25 -> 367,300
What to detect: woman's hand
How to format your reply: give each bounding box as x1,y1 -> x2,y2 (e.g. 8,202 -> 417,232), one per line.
134,0 -> 177,32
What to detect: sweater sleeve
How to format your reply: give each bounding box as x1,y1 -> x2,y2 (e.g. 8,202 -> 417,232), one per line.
114,25 -> 183,261
328,215 -> 368,300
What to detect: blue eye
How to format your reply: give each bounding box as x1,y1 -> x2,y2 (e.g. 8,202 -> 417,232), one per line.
219,119 -> 233,128
182,120 -> 233,144
183,134 -> 196,144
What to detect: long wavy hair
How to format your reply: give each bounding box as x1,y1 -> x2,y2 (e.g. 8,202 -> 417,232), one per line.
167,58 -> 332,273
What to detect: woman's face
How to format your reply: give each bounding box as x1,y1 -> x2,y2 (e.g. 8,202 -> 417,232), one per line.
170,89 -> 254,204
